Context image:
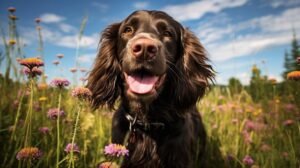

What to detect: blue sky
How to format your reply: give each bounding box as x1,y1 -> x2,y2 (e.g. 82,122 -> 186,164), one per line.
1,0 -> 300,85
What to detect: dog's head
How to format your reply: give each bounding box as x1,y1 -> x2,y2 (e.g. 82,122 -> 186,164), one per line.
87,10 -> 214,109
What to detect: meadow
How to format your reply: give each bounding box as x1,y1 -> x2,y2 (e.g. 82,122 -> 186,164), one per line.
1,7 -> 300,168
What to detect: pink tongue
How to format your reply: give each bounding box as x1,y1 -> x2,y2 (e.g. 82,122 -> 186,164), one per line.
127,74 -> 159,94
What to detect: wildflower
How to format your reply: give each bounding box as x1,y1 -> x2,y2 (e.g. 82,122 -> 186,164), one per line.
52,60 -> 60,65
243,155 -> 254,166
283,119 -> 294,126
252,65 -> 259,73
39,97 -> 47,102
37,83 -> 48,90
104,143 -> 129,157
260,144 -> 271,152
8,39 -> 16,46
284,103 -> 296,111
19,57 -> 44,70
70,68 -> 77,73
50,78 -> 70,88
8,7 -> 16,13
64,143 -> 80,154
232,118 -> 238,124
9,15 -> 18,20
38,127 -> 50,134
16,147 -> 42,160
57,53 -> 64,59
98,162 -> 117,168
282,152 -> 289,159
35,18 -> 41,23
23,67 -> 42,78
71,87 -> 92,100
47,108 -> 65,120
287,71 -> 300,80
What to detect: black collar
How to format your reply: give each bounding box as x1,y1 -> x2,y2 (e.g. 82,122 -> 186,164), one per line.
125,112 -> 165,134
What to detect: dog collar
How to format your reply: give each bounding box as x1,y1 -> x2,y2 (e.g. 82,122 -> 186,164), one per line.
125,112 -> 165,133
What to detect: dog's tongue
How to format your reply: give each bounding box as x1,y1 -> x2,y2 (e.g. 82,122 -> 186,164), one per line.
127,74 -> 159,94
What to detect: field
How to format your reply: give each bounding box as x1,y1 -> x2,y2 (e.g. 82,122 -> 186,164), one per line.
1,6 -> 300,168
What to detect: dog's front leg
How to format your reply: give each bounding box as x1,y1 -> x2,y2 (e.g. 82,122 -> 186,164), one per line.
111,108 -> 129,144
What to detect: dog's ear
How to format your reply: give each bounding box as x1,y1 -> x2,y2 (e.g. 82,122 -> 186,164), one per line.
87,23 -> 121,109
173,28 -> 214,108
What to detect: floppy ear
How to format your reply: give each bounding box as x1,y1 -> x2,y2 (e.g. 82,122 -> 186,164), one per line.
87,23 -> 121,109
173,28 -> 214,108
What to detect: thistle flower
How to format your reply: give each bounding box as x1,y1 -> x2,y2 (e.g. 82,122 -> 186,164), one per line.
242,155 -> 254,166
52,60 -> 60,65
64,143 -> 80,154
47,108 -> 65,120
39,97 -> 47,102
8,39 -> 16,46
35,18 -> 41,23
38,127 -> 50,134
19,57 -> 44,70
36,26 -> 42,30
50,78 -> 70,88
71,87 -> 92,100
70,68 -> 77,73
16,147 -> 42,160
104,143 -> 129,157
23,67 -> 42,78
287,71 -> 300,80
8,7 -> 16,13
57,53 -> 64,59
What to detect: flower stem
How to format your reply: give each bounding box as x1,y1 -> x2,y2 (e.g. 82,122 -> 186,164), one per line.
56,91 -> 62,168
68,102 -> 82,168
24,79 -> 34,147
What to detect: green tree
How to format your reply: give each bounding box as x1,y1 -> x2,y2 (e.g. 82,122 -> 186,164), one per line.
228,77 -> 243,95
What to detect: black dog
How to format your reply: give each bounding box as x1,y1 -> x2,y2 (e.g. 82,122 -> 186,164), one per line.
88,10 -> 214,168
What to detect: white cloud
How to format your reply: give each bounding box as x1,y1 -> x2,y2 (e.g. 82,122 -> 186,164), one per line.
269,0 -> 300,8
92,2 -> 109,12
162,0 -> 248,21
77,53 -> 96,63
58,23 -> 77,33
40,13 -> 65,23
133,2 -> 149,9
55,33 -> 99,49
198,7 -> 300,62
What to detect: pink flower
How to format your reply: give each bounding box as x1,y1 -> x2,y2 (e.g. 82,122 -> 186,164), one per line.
47,108 -> 65,120
38,127 -> 50,134
243,155 -> 254,166
71,87 -> 92,100
50,78 -> 70,88
56,53 -> 64,59
52,60 -> 60,65
64,143 -> 80,154
104,143 -> 129,157
70,68 -> 77,73
283,119 -> 294,126
23,67 -> 42,78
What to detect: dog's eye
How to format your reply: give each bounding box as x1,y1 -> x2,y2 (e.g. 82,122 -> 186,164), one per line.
163,30 -> 172,37
123,26 -> 133,34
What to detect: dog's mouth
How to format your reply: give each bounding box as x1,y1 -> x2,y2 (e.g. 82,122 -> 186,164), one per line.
124,69 -> 165,95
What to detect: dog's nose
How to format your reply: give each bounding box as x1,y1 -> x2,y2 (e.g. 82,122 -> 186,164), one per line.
131,38 -> 158,60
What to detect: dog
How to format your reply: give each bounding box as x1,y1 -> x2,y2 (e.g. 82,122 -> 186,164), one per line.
87,10 -> 214,168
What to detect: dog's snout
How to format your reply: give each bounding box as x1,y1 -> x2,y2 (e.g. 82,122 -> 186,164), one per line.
131,38 -> 158,60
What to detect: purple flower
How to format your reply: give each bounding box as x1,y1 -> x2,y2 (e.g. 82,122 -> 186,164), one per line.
283,119 -> 294,126
16,147 -> 42,160
243,155 -> 254,166
38,127 -> 50,134
23,67 -> 43,78
104,143 -> 129,157
64,143 -> 80,154
50,78 -> 70,88
47,108 -> 65,120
